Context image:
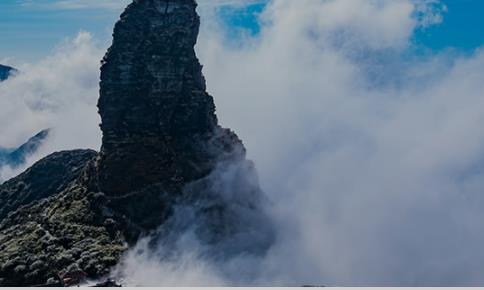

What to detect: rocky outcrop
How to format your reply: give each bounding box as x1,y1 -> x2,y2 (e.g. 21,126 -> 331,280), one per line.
0,149 -> 96,222
97,0 -> 232,196
96,0 -> 260,235
0,64 -> 16,81
0,174 -> 126,286
0,0 -> 273,286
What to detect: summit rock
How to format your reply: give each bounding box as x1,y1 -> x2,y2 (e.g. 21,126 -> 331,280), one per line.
97,0 -> 237,196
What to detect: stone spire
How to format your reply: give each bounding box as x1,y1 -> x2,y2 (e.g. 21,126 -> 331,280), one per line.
0,2 -> 274,285
97,0 -> 232,195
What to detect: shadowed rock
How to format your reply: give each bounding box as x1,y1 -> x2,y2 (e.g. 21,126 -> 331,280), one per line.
95,0 -> 268,239
0,0 -> 274,286
97,0 -> 232,196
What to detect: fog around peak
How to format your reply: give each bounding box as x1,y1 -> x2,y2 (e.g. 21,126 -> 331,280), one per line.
2,0 -> 484,286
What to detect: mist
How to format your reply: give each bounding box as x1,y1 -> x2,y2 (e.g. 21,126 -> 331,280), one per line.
0,32 -> 103,180
2,0 -> 484,286
195,0 -> 484,286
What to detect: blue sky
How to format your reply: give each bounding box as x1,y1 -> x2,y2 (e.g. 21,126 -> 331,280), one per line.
0,0 -> 483,62
414,0 -> 484,52
0,0 -> 123,61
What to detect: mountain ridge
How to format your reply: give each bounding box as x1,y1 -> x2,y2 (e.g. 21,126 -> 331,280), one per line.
0,129 -> 51,172
0,64 -> 16,81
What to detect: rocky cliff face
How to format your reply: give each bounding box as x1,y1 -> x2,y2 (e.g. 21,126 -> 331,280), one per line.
97,0 -> 234,196
96,0 -> 256,235
0,0 -> 273,286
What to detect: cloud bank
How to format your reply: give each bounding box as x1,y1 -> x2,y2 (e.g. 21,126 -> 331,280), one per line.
2,0 -> 484,286
193,0 -> 484,286
0,32 -> 103,180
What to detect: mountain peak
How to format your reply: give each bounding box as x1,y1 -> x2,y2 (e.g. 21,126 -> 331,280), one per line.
97,0 -> 227,195
0,64 -> 16,81
0,0 -> 273,286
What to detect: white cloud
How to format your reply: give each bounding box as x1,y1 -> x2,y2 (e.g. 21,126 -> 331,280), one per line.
191,0 -> 484,286
4,0 -> 484,286
0,31 -> 103,180
414,0 -> 448,28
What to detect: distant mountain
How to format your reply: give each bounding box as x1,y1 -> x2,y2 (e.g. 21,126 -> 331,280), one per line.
0,129 -> 51,169
0,64 -> 16,81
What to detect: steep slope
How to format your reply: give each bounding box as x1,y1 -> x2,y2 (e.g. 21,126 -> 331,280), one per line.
0,149 -> 97,222
0,152 -> 127,287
